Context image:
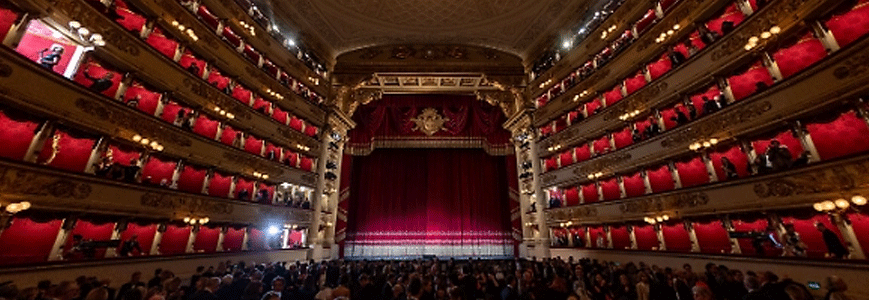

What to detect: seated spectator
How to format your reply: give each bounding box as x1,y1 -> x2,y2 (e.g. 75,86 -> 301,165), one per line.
668,48 -> 686,67
670,106 -> 689,126
721,156 -> 739,180
702,96 -> 720,115
698,25 -> 720,45
83,69 -> 116,94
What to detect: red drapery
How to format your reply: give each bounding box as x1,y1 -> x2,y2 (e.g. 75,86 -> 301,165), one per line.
624,71 -> 647,95
193,226 -> 220,253
177,164 -> 207,193
662,222 -> 692,252
345,148 -> 513,257
613,127 -> 633,149
647,53 -> 672,81
235,177 -> 254,200
825,1 -> 869,47
564,187 -> 580,207
207,171 -> 232,197
689,84 -> 722,119
196,5 -> 220,30
108,144 -> 140,166
706,3 -> 744,35
780,213 -> 842,258
179,50 -> 207,78
604,86 -> 623,106
0,217 -> 62,265
634,9 -> 657,35
581,183 -> 599,204
847,212 -> 869,258
0,4 -> 20,43
112,2 -> 146,33
588,226 -> 606,248
207,69 -> 230,91
773,32 -> 827,79
0,108 -> 39,161
248,227 -> 267,250
37,129 -> 96,173
693,218 -> 731,254
221,227 -> 245,252
73,59 -> 123,98
593,136 -> 611,154
141,156 -> 177,185
559,151 -> 574,167
120,222 -> 156,256
676,156 -> 709,188
601,178 -> 621,201
647,165 -> 675,193
348,95 -> 512,154
123,82 -> 161,115
731,216 -> 780,256
219,125 -> 239,146
727,62 -> 774,102
806,110 -> 869,160
64,219 -> 115,259
232,85 -> 253,105
623,172 -> 646,198
574,144 -> 592,163
751,129 -> 804,160
710,144 -> 751,179
145,27 -> 178,59
243,135 -> 263,156
192,115 -> 219,139
634,225 -> 658,250
610,225 -> 631,250
159,224 -> 190,255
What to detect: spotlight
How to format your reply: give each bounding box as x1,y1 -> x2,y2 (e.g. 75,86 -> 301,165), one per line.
852,195 -> 867,206
267,226 -> 281,235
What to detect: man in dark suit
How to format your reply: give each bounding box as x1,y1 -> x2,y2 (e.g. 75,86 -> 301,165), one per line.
501,275 -> 518,300
190,278 -> 219,300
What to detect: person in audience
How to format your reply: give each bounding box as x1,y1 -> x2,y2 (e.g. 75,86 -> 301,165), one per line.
755,81 -> 769,94
781,224 -> 807,257
668,48 -> 686,67
702,96 -> 720,115
595,232 -> 605,249
720,21 -> 736,35
692,285 -> 714,300
549,195 -> 562,208
683,40 -> 698,57
116,272 -> 145,300
765,140 -> 793,172
123,158 -> 142,182
721,157 -> 739,180
644,116 -> 660,138
686,101 -> 698,120
181,111 -> 196,131
126,95 -> 141,108
232,133 -> 245,149
118,235 -> 143,257
816,223 -> 849,259
792,151 -> 811,168
38,45 -> 65,71
825,276 -> 850,300
670,106 -> 689,126
83,69 -> 115,94
187,63 -> 201,76
716,95 -> 728,110
632,127 -> 643,142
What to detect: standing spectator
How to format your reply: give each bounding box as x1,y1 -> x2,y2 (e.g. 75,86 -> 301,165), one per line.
816,223 -> 849,259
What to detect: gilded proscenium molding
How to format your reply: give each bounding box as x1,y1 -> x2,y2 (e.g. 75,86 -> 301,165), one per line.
477,88 -> 527,119
0,50 -> 315,187
533,0 -> 831,134
540,33 -> 869,188
530,0 -> 723,121
527,0 -> 651,95
346,138 -> 514,157
545,154 -> 869,226
38,0 -> 325,149
0,160 -> 312,225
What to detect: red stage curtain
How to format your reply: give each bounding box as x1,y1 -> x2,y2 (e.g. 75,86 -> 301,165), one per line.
0,5 -> 20,43
751,129 -> 804,161
64,219 -> 114,259
825,1 -> 869,48
243,135 -> 263,156
564,187 -> 580,207
243,45 -> 260,63
235,177 -> 254,200
727,62 -> 774,101
604,86 -> 624,106
16,21 -> 79,75
123,82 -> 161,115
141,156 -> 176,185
179,50 -> 207,78
232,85 -> 253,105
207,69 -> 230,91
192,115 -> 219,139
113,6 -> 146,33
177,164 -> 206,193
773,32 -> 827,79
159,225 -> 190,255
0,217 -> 62,265
710,144 -> 751,179
689,84 -> 722,119
781,213 -> 842,258
611,225 -> 631,250
574,144 -> 592,163
222,227 -> 245,252
248,227 -> 266,250
559,150 -> 575,167
73,60 -> 123,98
623,172 -> 646,198
634,225 -> 658,250
193,226 -> 220,253
586,98 -> 602,116
0,108 -> 39,161
613,127 -> 633,149
119,222 -> 156,256
647,165 -> 675,193
662,223 -> 692,252
252,97 -> 270,113
847,212 -> 869,258
647,53 -> 672,80
581,183 -> 599,203
624,71 -> 647,95
731,216 -> 779,256
706,4 -> 744,35
676,156 -> 709,188
219,125 -> 239,146
38,129 -> 96,172
593,136 -> 610,154
634,9 -> 657,35
145,28 -> 178,59
221,26 -> 242,48
693,219 -> 731,254
108,144 -> 140,166
346,148 -> 513,255
207,171 -> 232,197
196,5 -> 220,30
159,101 -> 189,124
601,178 -> 621,201
588,226 -> 606,248
807,110 -> 869,160
272,107 -> 289,124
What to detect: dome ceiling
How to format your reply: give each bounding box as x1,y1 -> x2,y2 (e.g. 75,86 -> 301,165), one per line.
265,0 -> 591,60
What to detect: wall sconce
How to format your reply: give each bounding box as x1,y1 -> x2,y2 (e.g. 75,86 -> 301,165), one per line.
559,221 -> 574,227
69,21 -> 106,46
744,26 -> 781,51
238,20 -> 256,36
814,195 -> 866,212
547,144 -> 562,152
264,88 -> 285,100
296,144 -> 310,151
183,216 -> 209,225
644,214 -> 669,224
619,110 -> 643,121
688,138 -> 719,151
213,106 -> 235,119
131,134 -> 164,151
573,90 -> 592,102
587,172 -> 604,180
252,172 -> 269,180
3,201 -> 32,214
170,21 -> 198,42
655,24 -> 681,44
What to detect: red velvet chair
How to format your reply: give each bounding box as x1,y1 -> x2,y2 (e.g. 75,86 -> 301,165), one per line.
634,224 -> 659,250
675,156 -> 709,188
545,157 -> 558,172
300,156 -> 315,172
304,123 -> 319,138
159,101 -> 189,125
647,164 -> 675,193
773,32 -> 827,79
623,172 -> 646,198
559,150 -> 574,167
243,45 -> 261,63
824,0 -> 869,48
662,222 -> 692,252
37,129 -> 97,173
158,224 -> 191,255
0,108 -> 40,161
252,97 -> 271,114
145,27 -> 178,59
693,219 -> 732,254
289,116 -> 305,132
272,107 -> 289,124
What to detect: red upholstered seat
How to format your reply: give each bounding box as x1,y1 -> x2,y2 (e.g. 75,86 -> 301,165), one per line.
623,172 -> 646,198
545,157 -> 558,171
158,225 -> 191,255
662,222 -> 692,252
806,110 -> 869,160
825,1 -> 869,47
0,217 -> 63,265
304,123 -> 319,137
219,125 -> 240,146
693,219 -> 732,254
773,32 -> 827,79
0,108 -> 40,161
675,156 -> 709,188
586,98 -> 602,116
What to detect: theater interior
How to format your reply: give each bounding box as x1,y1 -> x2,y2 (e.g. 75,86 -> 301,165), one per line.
0,0 -> 869,299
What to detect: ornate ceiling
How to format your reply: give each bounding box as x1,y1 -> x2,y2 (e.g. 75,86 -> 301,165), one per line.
266,0 -> 591,60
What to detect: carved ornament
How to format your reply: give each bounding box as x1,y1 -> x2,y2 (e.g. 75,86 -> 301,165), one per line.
754,161 -> 869,198
0,167 -> 92,199
55,0 -> 141,56
140,192 -> 234,214
74,98 -> 193,147
618,192 -> 709,214
659,101 -> 772,148
410,108 -> 449,136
